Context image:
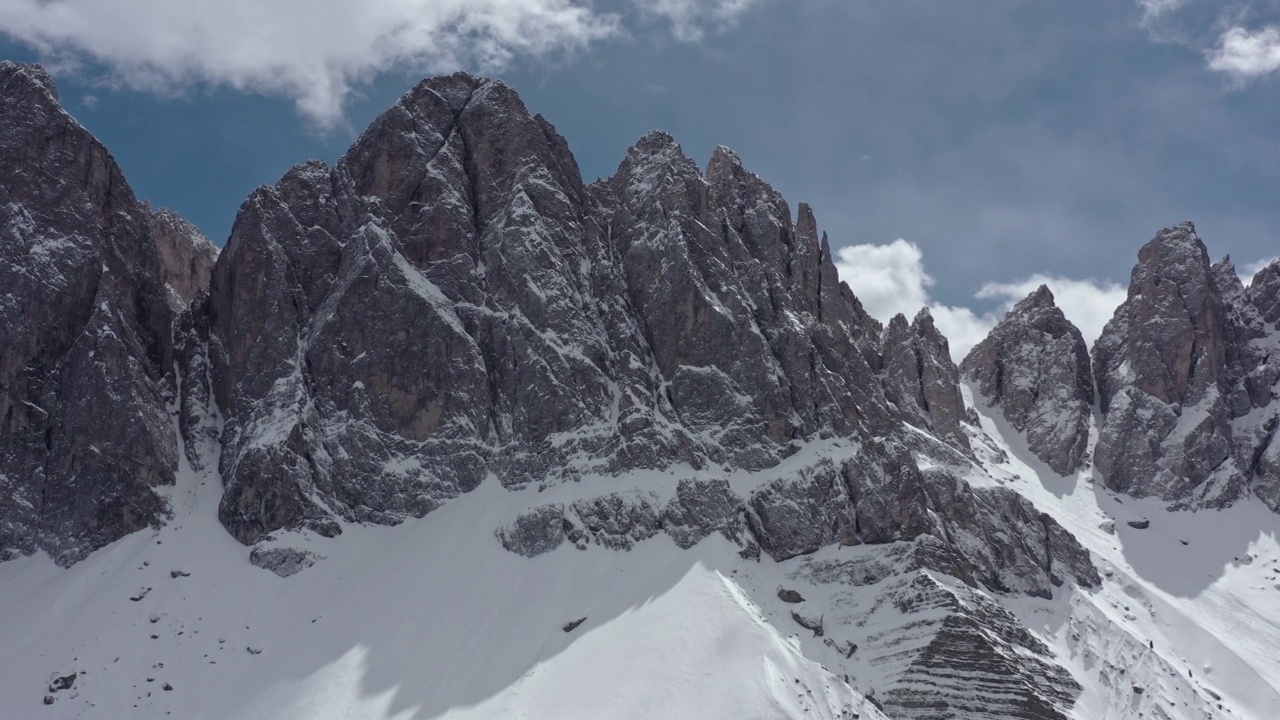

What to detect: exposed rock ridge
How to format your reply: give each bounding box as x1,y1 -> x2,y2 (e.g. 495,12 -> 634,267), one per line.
882,308 -> 972,454
1092,222 -> 1280,510
0,62 -> 189,565
961,285 -> 1094,475
201,73 -> 908,543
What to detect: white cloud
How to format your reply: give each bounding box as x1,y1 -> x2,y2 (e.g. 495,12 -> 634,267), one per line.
1208,25 -> 1280,81
833,240 -> 994,361
639,0 -> 757,41
834,240 -> 1127,361
0,0 -> 754,126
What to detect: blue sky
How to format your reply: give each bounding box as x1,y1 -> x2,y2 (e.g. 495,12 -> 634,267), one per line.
3,0 -> 1279,355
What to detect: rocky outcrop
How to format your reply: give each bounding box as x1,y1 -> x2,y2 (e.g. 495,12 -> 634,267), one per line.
495,482 -> 750,557
147,206 -> 217,311
497,450 -> 1098,602
882,308 -> 972,454
792,542 -> 1084,720
0,62 -> 203,565
961,285 -> 1094,475
1093,223 -> 1280,510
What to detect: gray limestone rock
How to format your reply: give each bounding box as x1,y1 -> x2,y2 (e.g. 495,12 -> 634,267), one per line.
206,74 -> 902,544
496,505 -> 568,558
882,308 -> 972,454
147,206 -> 217,311
660,478 -> 746,549
0,62 -> 197,565
962,285 -> 1094,475
1093,223 -> 1280,510
248,546 -> 323,577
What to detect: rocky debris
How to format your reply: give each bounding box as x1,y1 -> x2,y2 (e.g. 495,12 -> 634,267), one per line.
246,646 -> 262,655
495,456 -> 1097,603
824,638 -> 858,658
562,617 -> 587,633
162,682 -> 173,691
791,610 -> 824,637
1128,519 -> 1150,530
497,485 -> 754,557
961,285 -> 1094,475
169,570 -> 190,578
0,61 -> 193,566
881,308 -> 972,453
777,588 -> 805,603
129,588 -> 151,602
248,546 -> 323,577
47,673 -> 76,692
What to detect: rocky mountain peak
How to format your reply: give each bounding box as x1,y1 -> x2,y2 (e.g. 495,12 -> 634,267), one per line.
1249,260 -> 1280,325
1023,283 -> 1055,308
1091,221 -> 1280,510
0,61 -> 58,104
881,307 -> 971,454
1096,221 -> 1224,412
962,285 -> 1093,475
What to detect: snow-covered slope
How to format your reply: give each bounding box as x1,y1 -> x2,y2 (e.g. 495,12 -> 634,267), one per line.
963,386 -> 1280,720
0,434 -> 885,720
13,386 -> 1279,720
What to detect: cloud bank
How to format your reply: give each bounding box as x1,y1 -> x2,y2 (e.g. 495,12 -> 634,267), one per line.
0,0 -> 753,126
834,240 -> 1126,362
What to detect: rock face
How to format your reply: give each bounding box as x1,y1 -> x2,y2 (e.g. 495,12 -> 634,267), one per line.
882,308 -> 972,454
147,206 -> 217,311
961,285 -> 1094,475
0,62 -> 212,565
200,74 -> 901,544
1092,222 -> 1280,509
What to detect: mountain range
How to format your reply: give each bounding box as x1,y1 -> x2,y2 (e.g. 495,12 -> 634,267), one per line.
3,60 -> 1279,720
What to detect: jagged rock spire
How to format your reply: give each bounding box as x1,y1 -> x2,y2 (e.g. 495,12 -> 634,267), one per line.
961,285 -> 1093,475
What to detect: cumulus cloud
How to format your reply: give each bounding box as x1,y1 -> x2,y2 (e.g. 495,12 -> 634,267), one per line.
1208,25 -> 1280,81
833,240 -> 993,360
0,0 -> 753,126
834,240 -> 1126,361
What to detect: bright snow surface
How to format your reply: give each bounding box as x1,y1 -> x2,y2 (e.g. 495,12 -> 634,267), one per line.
0,439 -> 882,720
